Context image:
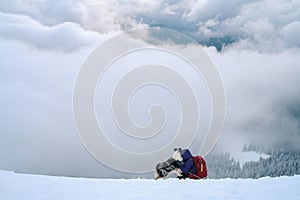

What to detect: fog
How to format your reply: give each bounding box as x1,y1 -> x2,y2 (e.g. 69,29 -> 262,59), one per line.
0,0 -> 299,178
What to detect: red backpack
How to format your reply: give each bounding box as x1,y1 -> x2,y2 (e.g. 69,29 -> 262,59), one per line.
188,156 -> 207,179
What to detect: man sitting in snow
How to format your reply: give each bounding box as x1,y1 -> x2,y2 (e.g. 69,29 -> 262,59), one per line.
154,148 -> 207,180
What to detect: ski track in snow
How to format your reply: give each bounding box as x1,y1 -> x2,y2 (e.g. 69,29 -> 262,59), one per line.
1,170 -> 300,200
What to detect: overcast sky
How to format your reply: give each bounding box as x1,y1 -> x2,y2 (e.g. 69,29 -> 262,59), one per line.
0,0 -> 299,178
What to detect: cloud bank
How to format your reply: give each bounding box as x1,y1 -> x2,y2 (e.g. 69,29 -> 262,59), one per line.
1,0 -> 300,51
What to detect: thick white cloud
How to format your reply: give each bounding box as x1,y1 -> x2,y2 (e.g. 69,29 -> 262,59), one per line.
0,38 -> 130,178
1,0 -> 299,50
0,0 -> 145,33
0,12 -> 104,52
205,47 -> 300,152
183,0 -> 256,21
117,0 -> 300,51
0,0 -> 84,26
280,21 -> 300,48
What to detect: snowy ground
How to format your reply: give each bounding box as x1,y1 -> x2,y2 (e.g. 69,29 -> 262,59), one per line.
1,170 -> 300,200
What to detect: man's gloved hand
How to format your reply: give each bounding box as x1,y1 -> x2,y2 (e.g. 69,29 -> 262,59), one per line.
175,168 -> 182,176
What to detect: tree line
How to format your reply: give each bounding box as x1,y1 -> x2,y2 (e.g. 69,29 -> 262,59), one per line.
205,147 -> 300,179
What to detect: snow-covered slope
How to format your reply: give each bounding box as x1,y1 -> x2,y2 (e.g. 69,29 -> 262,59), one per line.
1,170 -> 299,200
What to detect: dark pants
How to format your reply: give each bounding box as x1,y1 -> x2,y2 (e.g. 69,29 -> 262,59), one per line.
155,158 -> 182,178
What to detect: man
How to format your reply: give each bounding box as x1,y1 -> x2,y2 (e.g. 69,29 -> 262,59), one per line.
154,148 -> 207,179
176,148 -> 197,179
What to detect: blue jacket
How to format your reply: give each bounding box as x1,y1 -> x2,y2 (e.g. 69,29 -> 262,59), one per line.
179,149 -> 196,175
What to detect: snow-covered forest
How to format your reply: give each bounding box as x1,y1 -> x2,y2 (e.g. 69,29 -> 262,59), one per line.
207,145 -> 300,179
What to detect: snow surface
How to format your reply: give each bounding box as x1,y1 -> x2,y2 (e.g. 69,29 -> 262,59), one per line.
1,170 -> 300,200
